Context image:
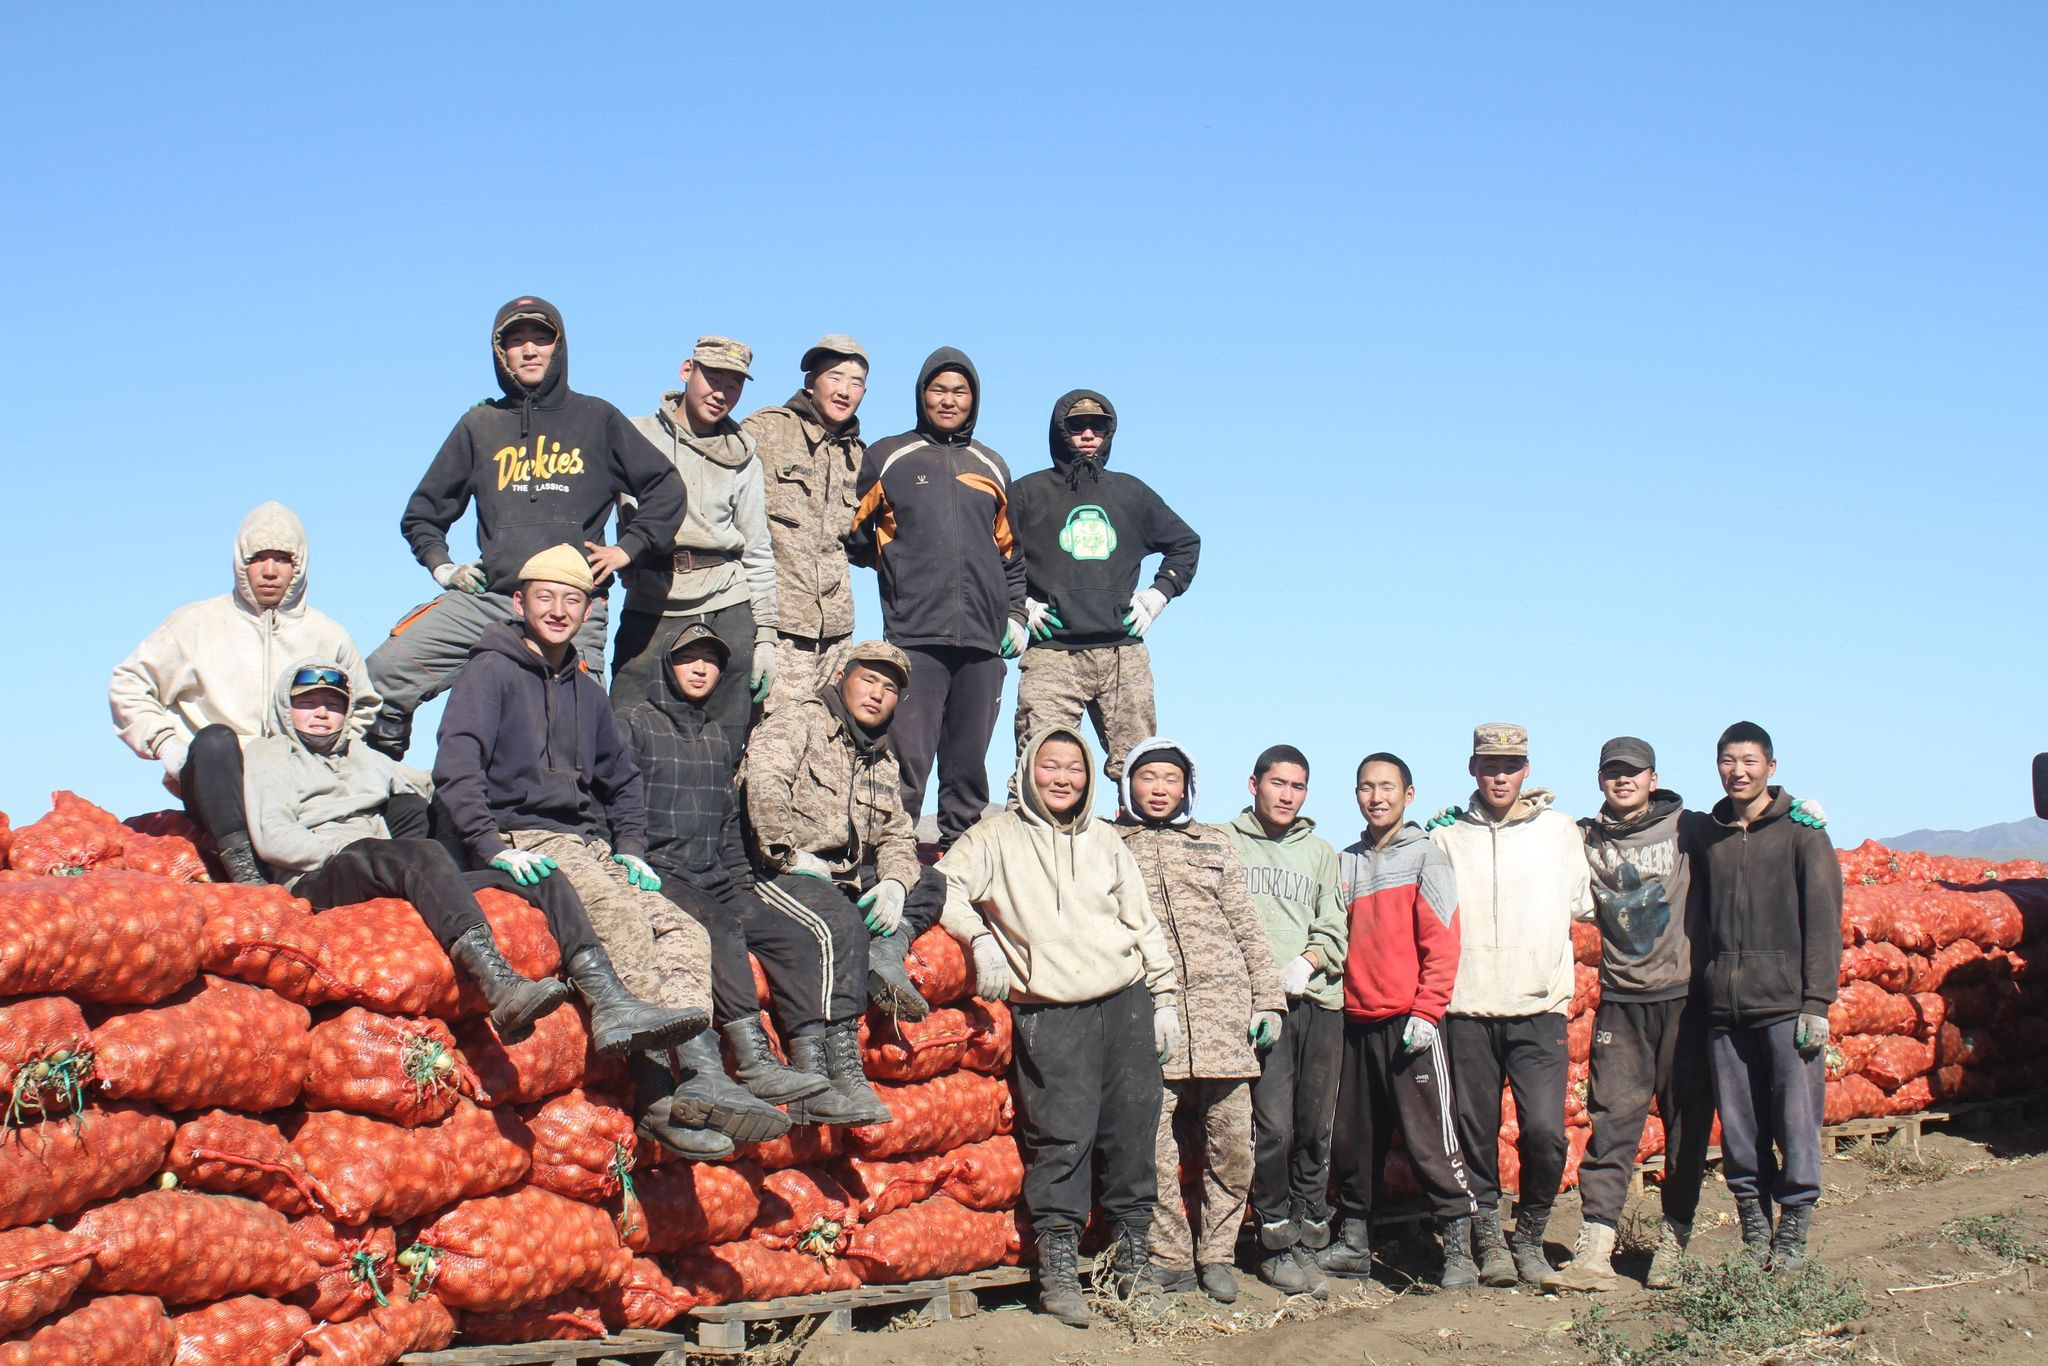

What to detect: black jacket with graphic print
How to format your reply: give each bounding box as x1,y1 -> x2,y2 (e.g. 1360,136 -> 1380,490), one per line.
1009,389 -> 1201,651
848,348 -> 1026,652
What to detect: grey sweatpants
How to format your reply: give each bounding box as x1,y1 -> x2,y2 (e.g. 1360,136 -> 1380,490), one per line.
1710,1019 -> 1827,1210
365,589 -> 609,755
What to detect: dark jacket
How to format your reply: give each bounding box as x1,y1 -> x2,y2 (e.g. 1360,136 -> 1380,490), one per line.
615,627 -> 753,900
432,621 -> 649,864
1010,390 -> 1201,649
848,348 -> 1025,651
1579,792 -> 1708,1002
1693,787 -> 1842,1027
401,296 -> 688,594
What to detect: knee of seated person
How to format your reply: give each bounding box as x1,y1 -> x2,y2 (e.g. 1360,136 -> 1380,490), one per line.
188,724 -> 242,763
393,837 -> 455,866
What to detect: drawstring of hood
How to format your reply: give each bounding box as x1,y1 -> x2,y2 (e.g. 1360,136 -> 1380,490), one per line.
1118,736 -> 1198,828
912,347 -> 981,445
491,295 -> 569,439
1047,389 -> 1117,490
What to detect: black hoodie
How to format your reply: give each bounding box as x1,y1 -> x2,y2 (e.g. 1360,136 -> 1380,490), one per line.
615,626 -> 753,898
432,621 -> 649,864
848,348 -> 1026,651
401,296 -> 689,595
1009,390 -> 1201,650
1693,787 -> 1843,1027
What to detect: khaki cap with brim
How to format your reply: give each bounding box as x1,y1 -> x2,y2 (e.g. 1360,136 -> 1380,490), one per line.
691,336 -> 754,379
1471,722 -> 1528,757
844,639 -> 911,689
801,334 -> 870,374
496,307 -> 555,339
667,622 -> 731,666
516,544 -> 595,594
1066,397 -> 1108,418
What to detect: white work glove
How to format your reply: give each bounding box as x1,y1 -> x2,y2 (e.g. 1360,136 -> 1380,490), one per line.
787,851 -> 833,881
1249,1010 -> 1283,1049
750,630 -> 777,702
971,936 -> 1011,1001
999,617 -> 1029,660
434,561 -> 488,595
1790,797 -> 1828,830
489,849 -> 558,887
1024,596 -> 1063,642
157,735 -> 191,787
858,879 -> 907,935
1401,1015 -> 1439,1057
613,852 -> 662,891
1154,1005 -> 1180,1064
1122,587 -> 1169,638
1795,1012 -> 1830,1057
1280,954 -> 1315,998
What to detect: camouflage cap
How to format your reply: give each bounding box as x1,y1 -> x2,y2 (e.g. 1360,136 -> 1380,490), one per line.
1471,722 -> 1528,758
691,336 -> 754,379
1066,397 -> 1108,418
800,334 -> 870,375
666,621 -> 730,666
843,639 -> 911,689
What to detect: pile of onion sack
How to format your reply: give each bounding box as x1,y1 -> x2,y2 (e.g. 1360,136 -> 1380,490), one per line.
0,794 -> 1026,1363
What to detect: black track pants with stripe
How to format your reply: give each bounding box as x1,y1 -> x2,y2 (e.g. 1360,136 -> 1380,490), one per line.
746,870 -> 947,1028
1330,1015 -> 1477,1223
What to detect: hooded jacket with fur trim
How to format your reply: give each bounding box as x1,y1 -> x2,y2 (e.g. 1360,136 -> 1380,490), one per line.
1430,788 -> 1593,1017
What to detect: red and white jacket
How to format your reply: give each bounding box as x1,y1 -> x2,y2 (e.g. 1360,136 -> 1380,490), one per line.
1336,822 -> 1460,1024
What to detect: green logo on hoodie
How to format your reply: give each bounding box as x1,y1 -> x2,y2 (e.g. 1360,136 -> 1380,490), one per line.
1058,505 -> 1117,561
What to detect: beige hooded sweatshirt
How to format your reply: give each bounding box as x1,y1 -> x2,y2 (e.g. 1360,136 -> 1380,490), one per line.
1430,787 -> 1594,1018
939,726 -> 1180,1009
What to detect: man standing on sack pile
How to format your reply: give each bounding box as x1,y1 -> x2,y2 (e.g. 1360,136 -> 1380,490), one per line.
1428,723 -> 1593,1291
364,295 -> 685,759
849,347 -> 1027,851
1009,391 -> 1200,789
110,502 -> 378,884
609,337 -> 778,733
741,335 -> 870,712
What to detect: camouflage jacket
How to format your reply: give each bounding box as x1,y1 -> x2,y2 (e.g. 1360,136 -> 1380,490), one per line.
1118,820 -> 1288,1080
740,398 -> 863,641
740,640 -> 919,889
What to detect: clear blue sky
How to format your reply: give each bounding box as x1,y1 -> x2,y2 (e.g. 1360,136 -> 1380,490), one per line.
7,6 -> 2042,843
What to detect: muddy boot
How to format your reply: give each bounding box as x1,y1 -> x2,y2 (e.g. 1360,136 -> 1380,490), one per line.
818,1019 -> 895,1126
1141,1263 -> 1197,1294
1770,1204 -> 1812,1276
1257,1220 -> 1309,1291
1197,1264 -> 1238,1303
1736,1197 -> 1775,1267
1511,1206 -> 1562,1292
722,1016 -> 831,1106
1645,1217 -> 1691,1290
667,1032 -> 790,1144
779,1026 -> 878,1126
1439,1216 -> 1479,1290
866,931 -> 931,1021
565,947 -> 705,1055
1316,1216 -> 1374,1280
631,1053 -> 733,1161
363,715 -> 410,761
1473,1206 -> 1518,1287
1107,1219 -> 1149,1299
1295,1203 -> 1333,1251
449,924 -> 571,1044
1555,1222 -> 1620,1293
215,833 -> 268,886
1036,1230 -> 1090,1327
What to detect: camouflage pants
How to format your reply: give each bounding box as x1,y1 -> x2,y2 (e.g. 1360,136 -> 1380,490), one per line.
1013,642 -> 1156,784
762,632 -> 849,716
505,831 -> 712,1018
1148,1077 -> 1254,1272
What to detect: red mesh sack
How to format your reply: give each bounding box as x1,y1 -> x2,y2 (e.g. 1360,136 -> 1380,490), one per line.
861,1009 -> 974,1083
408,1184 -> 628,1313
752,1165 -> 858,1258
523,1088 -> 638,1225
305,891 -> 559,1021
0,873 -> 204,1004
66,1189 -> 315,1303
293,1101 -> 532,1225
1635,1113 -> 1666,1163
1935,1021 -> 1998,1069
0,1224 -> 99,1336
291,1215 -> 398,1324
1839,941 -> 1910,991
302,1008 -> 479,1125
1932,1064 -> 1997,1102
849,1071 -> 1010,1158
941,1135 -> 1024,1211
1829,980 -> 1917,1037
1571,963 -> 1600,1016
838,1152 -> 953,1222
1823,1074 -> 1888,1124
458,1293 -> 606,1344
0,996 -> 93,1128
0,1102 -> 176,1230
905,928 -> 970,1007
299,1294 -> 454,1364
1885,1075 -> 1935,1116
116,834 -> 209,883
625,1160 -> 762,1255
1833,1033 -> 1883,1077
192,883 -> 327,998
959,998 -> 1012,1074
737,1123 -> 843,1172
91,974 -> 311,1112
1562,1123 -> 1592,1190
121,810 -> 201,841
1564,1064 -> 1590,1125
843,1196 -> 1012,1283
1572,920 -> 1601,966
667,1238 -> 858,1305
4,815 -> 126,877
600,1255 -> 697,1330
1567,1010 -> 1594,1066
168,1295 -> 312,1365
48,794 -> 121,826
456,1004 -> 588,1106
0,1292 -> 175,1366
0,813 -> 9,867
168,1110 -> 333,1217
1881,892 -> 1936,955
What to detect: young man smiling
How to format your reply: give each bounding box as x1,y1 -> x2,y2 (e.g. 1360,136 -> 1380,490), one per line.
1225,745 -> 1347,1291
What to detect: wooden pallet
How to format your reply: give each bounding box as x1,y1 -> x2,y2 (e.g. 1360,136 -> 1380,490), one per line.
686,1264 -> 1035,1352
401,1330 -> 690,1365
1823,1109 -> 1951,1157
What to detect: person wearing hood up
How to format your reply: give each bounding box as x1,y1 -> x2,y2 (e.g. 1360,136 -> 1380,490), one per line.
365,295 -> 686,759
609,337 -> 778,732
1318,753 -> 1477,1290
1225,745 -> 1348,1293
741,335 -> 871,712
849,347 -> 1026,849
1116,740 -> 1287,1304
1009,392 -> 1201,787
433,544 -> 759,1163
740,638 -> 952,1126
110,502 -> 379,884
1425,724 -> 1594,1291
937,727 -> 1180,1328
239,657 -> 698,1054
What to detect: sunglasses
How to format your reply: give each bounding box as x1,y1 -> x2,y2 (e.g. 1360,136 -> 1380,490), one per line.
292,667 -> 349,691
1064,416 -> 1110,434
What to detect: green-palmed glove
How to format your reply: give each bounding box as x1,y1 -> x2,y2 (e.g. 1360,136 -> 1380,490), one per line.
971,936 -> 1011,1001
999,618 -> 1029,660
749,634 -> 776,703
1426,805 -> 1463,830
1025,597 -> 1062,642
1123,587 -> 1168,638
787,851 -> 833,881
612,853 -> 661,891
1790,797 -> 1828,829
858,879 -> 907,935
1249,1010 -> 1283,1049
434,561 -> 488,595
1401,1015 -> 1439,1056
1154,1005 -> 1181,1064
1795,1011 -> 1830,1056
489,849 -> 557,886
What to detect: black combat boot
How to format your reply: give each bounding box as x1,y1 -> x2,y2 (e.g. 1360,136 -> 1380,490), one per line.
666,1032 -> 790,1144
564,946 -> 705,1055
1036,1230 -> 1090,1326
215,833 -> 268,886
630,1053 -> 732,1161
1473,1206 -> 1518,1287
448,924 -> 571,1044
1439,1216 -> 1479,1290
722,1016 -> 832,1106
1316,1216 -> 1374,1280
866,931 -> 931,1020
1511,1205 -> 1562,1292
780,1026 -> 883,1126
1771,1204 -> 1813,1276
1736,1197 -> 1775,1267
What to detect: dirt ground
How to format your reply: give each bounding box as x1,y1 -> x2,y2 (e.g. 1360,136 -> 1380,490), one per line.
779,1111 -> 2048,1366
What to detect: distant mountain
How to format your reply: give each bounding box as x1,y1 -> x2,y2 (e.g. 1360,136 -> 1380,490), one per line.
1879,817 -> 2048,858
